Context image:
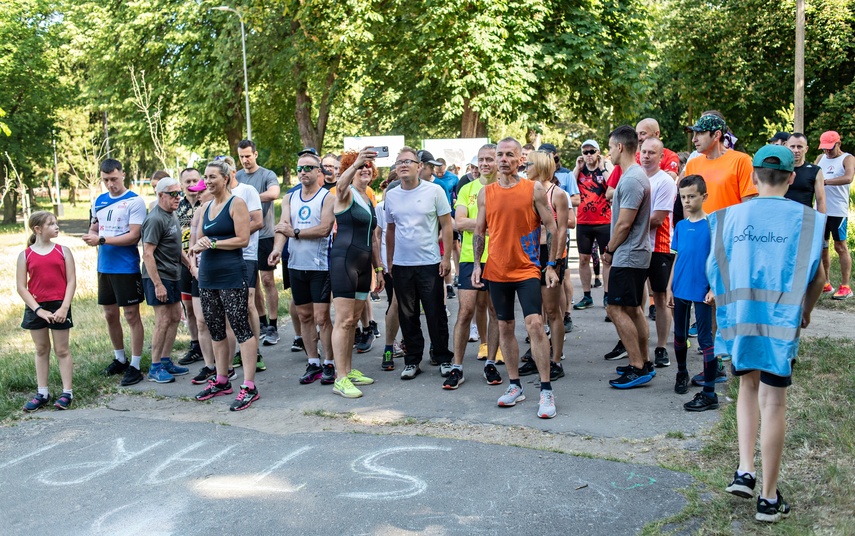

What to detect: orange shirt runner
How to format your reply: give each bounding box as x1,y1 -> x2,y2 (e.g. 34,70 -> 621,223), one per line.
684,150 -> 756,213
483,179 -> 543,283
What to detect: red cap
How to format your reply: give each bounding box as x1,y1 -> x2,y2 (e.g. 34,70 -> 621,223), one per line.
819,131 -> 841,150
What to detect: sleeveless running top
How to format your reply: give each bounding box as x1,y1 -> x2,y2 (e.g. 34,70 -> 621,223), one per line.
199,196 -> 245,289
818,152 -> 851,217
333,186 -> 376,253
288,187 -> 331,270
483,179 -> 542,283
785,163 -> 820,207
544,184 -> 567,259
25,244 -> 67,302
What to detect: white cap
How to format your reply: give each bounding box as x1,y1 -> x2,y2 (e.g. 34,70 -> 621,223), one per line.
580,139 -> 600,151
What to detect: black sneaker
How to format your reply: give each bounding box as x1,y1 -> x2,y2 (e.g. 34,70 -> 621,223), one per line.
521,347 -> 532,362
195,380 -> 233,401
353,327 -> 362,348
616,361 -> 656,377
300,363 -> 324,384
483,363 -> 503,385
442,368 -> 464,390
563,314 -> 573,333
604,340 -> 627,360
381,350 -> 395,371
518,359 -> 539,376
178,346 -> 203,365
320,363 -> 336,385
593,277 -> 602,288
230,385 -> 260,411
104,358 -> 129,376
654,347 -> 671,367
446,285 -> 456,299
726,470 -> 756,499
191,365 -> 216,385
684,392 -> 719,412
368,320 -> 380,337
120,366 -> 144,386
291,337 -> 305,352
674,371 -> 690,394
356,329 -> 375,354
756,490 -> 790,523
648,304 -> 656,321
609,366 -> 653,389
550,362 -> 565,381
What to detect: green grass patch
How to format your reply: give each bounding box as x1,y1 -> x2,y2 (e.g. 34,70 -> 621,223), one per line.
647,338 -> 855,534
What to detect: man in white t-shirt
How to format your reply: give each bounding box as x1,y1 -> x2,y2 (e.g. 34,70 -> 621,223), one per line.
385,148 -> 454,380
815,131 -> 855,299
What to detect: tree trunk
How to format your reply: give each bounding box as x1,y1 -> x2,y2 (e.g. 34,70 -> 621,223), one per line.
68,185 -> 77,206
461,98 -> 487,138
3,189 -> 18,224
294,72 -> 318,150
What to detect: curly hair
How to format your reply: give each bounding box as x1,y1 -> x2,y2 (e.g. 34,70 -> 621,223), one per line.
340,150 -> 378,179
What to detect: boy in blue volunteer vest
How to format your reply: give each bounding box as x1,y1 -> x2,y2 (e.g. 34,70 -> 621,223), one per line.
708,145 -> 826,523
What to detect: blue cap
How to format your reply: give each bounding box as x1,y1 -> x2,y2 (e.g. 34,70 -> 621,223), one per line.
752,145 -> 795,172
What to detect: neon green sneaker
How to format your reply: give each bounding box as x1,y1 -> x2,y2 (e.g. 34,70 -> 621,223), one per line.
232,351 -> 242,368
347,369 -> 374,385
333,377 -> 363,398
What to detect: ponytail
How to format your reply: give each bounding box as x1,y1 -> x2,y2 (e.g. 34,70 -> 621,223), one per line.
27,210 -> 55,246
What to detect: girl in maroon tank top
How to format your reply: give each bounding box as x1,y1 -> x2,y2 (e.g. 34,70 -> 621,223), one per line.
16,211 -> 77,411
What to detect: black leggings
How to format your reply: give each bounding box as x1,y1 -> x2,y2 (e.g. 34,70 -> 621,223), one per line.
330,246 -> 372,300
199,286 -> 252,343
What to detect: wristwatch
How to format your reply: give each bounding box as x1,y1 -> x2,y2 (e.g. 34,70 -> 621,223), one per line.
604,244 -> 611,254
374,266 -> 385,273
98,236 -> 106,245
294,228 -> 301,240
210,239 -> 218,249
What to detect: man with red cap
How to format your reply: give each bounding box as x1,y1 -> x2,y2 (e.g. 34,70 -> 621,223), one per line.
815,131 -> 854,299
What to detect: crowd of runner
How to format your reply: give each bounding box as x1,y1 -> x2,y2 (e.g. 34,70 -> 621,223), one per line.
17,114 -> 846,523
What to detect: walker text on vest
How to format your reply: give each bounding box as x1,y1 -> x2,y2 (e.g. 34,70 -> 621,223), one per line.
732,225 -> 788,244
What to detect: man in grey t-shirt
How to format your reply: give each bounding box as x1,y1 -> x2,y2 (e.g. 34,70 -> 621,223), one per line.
237,139 -> 283,346
602,125 -> 653,389
141,177 -> 190,383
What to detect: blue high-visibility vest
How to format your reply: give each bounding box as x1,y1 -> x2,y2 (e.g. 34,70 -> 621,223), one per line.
707,197 -> 825,377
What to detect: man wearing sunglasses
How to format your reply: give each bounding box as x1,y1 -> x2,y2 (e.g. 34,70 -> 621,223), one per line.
140,177 -> 191,383
815,131 -> 855,299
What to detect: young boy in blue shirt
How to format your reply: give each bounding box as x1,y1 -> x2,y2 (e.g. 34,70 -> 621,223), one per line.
666,175 -> 719,409
708,145 -> 825,523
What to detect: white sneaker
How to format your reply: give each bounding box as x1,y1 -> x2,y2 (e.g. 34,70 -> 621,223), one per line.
497,384 -> 525,407
538,390 -> 556,419
439,362 -> 453,377
401,364 -> 421,380
468,324 -> 479,342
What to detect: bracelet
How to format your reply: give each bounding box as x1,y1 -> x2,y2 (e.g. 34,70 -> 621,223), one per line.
374,266 -> 384,273
34,306 -> 43,314
546,261 -> 556,268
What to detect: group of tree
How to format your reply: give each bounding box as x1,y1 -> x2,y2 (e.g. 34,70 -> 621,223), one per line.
2,0 -> 855,223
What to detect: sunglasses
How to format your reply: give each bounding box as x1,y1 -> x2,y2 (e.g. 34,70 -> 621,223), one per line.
296,165 -> 319,173
582,150 -> 597,155
358,162 -> 373,170
161,191 -> 182,198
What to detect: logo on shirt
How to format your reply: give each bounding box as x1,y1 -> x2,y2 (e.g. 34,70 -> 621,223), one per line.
732,225 -> 789,244
298,206 -> 312,220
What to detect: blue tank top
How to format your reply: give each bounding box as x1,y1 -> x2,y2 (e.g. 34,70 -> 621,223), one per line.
199,196 -> 246,289
707,197 -> 825,376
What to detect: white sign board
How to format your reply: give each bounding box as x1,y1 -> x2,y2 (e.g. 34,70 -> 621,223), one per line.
422,138 -> 490,171
343,135 -> 406,168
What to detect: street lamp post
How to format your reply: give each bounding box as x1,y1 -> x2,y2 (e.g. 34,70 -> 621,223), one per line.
214,5 -> 252,140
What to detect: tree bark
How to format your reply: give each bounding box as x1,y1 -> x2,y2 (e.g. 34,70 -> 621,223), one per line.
3,189 -> 18,224
461,97 -> 487,138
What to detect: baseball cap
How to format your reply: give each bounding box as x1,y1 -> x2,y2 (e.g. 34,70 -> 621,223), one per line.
767,131 -> 791,143
753,145 -> 795,172
418,150 -> 441,166
187,180 -> 207,193
155,177 -> 178,193
580,139 -> 600,151
297,147 -> 319,157
538,143 -> 558,154
684,114 -> 727,133
819,131 -> 841,150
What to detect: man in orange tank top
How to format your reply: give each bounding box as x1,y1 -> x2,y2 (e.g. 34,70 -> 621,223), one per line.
471,137 -> 562,419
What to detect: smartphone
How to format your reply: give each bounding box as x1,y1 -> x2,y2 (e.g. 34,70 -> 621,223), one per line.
368,146 -> 389,158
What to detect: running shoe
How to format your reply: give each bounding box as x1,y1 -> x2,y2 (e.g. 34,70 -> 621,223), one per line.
446,285 -> 456,299
333,377 -> 363,398
550,362 -> 565,381
469,324 -> 479,342
691,368 -> 727,386
443,368 -> 464,390
195,380 -> 233,401
353,327 -> 362,347
147,365 -> 175,384
563,313 -> 573,333
521,346 -> 532,362
291,337 -> 305,352
497,384 -> 525,407
178,346 -> 203,365
53,392 -> 72,410
300,363 -> 323,384
393,340 -> 405,358
483,364 -> 503,385
609,366 -> 652,389
593,277 -> 602,288
439,362 -> 453,378
356,329 -> 375,354
160,358 -> 189,376
833,285 -> 852,300
23,393 -> 50,412
255,355 -> 267,372
654,347 -> 671,367
683,392 -> 719,412
477,343 -> 489,361
401,364 -> 421,380
347,369 -> 374,385
756,491 -> 791,523
726,470 -> 756,499
320,363 -> 336,384
518,359 -> 539,376
191,365 -> 216,385
674,371 -> 690,394
648,304 -> 656,321
368,320 -> 380,337
616,361 -> 656,377
538,390 -> 556,419
263,325 -> 280,346
232,351 -> 242,368
688,322 -> 698,338
573,295 -> 594,310
230,385 -> 259,411
822,283 -> 834,294
120,367 -> 144,386
382,350 -> 395,371
228,367 -> 237,381
604,340 -> 627,360
494,347 -> 504,365
370,292 -> 381,302
104,358 -> 129,376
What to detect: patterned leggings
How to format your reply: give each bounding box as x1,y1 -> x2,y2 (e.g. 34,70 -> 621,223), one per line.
199,286 -> 252,343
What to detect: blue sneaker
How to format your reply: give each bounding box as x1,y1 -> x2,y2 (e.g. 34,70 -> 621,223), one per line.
148,365 -> 175,383
609,366 -> 653,389
688,322 -> 698,338
160,358 -> 189,376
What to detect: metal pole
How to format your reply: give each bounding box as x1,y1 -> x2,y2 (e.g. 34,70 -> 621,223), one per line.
795,0 -> 805,132
215,6 -> 252,140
